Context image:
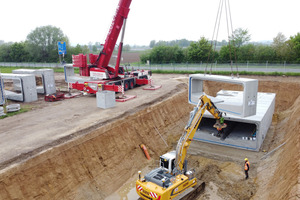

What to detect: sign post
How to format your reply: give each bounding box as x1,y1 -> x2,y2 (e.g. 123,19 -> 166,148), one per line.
58,41 -> 67,64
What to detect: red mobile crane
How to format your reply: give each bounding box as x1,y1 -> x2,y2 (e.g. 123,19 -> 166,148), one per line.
69,0 -> 151,94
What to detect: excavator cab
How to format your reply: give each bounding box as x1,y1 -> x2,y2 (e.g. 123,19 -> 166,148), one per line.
160,151 -> 176,173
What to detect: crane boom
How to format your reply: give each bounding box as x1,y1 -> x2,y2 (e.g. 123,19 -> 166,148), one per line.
96,0 -> 132,71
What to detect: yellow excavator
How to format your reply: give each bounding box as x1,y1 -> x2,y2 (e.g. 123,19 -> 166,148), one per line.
136,94 -> 226,200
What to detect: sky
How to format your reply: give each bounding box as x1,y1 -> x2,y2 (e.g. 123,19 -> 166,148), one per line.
0,0 -> 299,46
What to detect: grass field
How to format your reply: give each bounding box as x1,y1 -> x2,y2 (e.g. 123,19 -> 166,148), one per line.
1,66 -> 300,76
0,66 -> 79,74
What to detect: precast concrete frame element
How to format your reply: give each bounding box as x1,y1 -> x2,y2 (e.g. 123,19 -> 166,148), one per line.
13,69 -> 56,94
0,74 -> 5,105
188,74 -> 276,151
64,64 -> 91,84
189,74 -> 258,117
0,106 -> 5,116
1,73 -> 37,102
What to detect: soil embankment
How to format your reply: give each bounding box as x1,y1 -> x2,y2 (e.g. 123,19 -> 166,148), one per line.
254,95 -> 300,199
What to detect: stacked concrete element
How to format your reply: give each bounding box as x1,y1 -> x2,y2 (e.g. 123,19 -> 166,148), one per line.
188,74 -> 276,151
0,107 -> 5,116
13,69 -> 56,94
96,91 -> 116,109
6,104 -> 21,112
1,73 -> 37,102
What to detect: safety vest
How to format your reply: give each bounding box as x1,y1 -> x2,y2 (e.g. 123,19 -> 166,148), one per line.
244,161 -> 250,171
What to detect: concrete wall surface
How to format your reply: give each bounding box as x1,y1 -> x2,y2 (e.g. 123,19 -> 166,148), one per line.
189,74 -> 258,117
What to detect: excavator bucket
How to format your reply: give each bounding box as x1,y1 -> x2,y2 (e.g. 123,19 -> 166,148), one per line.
213,120 -> 227,129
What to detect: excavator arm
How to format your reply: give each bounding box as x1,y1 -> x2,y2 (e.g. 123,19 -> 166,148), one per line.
175,94 -> 223,173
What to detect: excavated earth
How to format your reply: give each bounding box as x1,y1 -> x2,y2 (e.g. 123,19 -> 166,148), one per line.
0,74 -> 299,200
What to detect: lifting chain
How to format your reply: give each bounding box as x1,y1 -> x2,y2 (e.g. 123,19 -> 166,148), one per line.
205,0 -> 239,78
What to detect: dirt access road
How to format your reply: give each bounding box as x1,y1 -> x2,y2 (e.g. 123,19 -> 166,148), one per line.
0,73 -> 187,170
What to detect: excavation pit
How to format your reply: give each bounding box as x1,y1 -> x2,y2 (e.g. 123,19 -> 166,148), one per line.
0,74 -> 299,200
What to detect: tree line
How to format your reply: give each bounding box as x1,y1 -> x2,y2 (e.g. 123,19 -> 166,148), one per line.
149,39 -> 228,48
0,25 -> 108,63
141,29 -> 300,64
1,26 -> 299,64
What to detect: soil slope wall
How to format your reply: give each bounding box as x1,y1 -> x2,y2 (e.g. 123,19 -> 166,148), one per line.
0,90 -> 192,200
254,95 -> 300,200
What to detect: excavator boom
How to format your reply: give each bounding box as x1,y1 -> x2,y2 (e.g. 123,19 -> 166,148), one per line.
175,95 -> 223,173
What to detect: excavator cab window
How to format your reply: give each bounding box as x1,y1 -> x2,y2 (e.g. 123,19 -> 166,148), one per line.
171,159 -> 175,171
160,157 -> 169,170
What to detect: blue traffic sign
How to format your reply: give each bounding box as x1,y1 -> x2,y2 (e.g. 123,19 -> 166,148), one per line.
58,41 -> 67,55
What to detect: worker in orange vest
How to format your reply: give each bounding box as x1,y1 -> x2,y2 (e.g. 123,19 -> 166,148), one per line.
244,158 -> 250,179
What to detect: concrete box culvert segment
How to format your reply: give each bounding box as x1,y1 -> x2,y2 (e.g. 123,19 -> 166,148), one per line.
1,73 -> 38,102
189,74 -> 276,151
12,69 -> 56,94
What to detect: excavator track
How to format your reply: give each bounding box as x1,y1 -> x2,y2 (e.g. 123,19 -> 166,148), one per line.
180,181 -> 205,200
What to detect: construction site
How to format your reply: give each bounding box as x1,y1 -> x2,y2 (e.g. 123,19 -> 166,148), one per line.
0,71 -> 299,199
0,0 -> 299,199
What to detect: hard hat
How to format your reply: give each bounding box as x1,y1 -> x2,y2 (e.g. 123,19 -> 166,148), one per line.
244,158 -> 248,161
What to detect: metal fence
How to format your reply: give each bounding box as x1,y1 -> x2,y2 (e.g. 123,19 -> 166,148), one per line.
1,62 -> 300,73
130,62 -> 300,73
0,62 -> 62,68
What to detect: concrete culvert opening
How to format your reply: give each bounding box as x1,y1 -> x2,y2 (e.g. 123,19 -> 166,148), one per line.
196,117 -> 258,150
35,75 -> 45,94
3,78 -> 23,101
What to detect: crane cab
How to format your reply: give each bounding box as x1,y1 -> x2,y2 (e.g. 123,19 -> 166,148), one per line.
160,151 -> 176,173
